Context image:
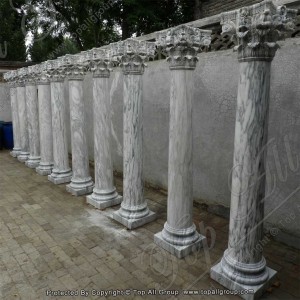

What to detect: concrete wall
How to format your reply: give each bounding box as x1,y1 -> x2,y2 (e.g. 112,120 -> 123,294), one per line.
71,37 -> 300,249
0,82 -> 12,122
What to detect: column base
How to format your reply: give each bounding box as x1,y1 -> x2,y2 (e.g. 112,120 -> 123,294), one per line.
210,263 -> 277,300
111,205 -> 156,229
66,177 -> 94,196
10,148 -> 21,157
36,163 -> 53,176
17,152 -> 29,162
87,193 -> 122,210
48,169 -> 72,185
25,156 -> 41,168
154,231 -> 205,259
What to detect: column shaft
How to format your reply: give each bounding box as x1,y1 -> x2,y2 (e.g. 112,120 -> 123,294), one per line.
66,79 -> 93,195
25,84 -> 41,168
209,2 -> 298,297
111,37 -> 157,229
10,85 -> 21,157
48,80 -> 72,184
112,72 -> 156,229
154,69 -> 204,258
153,24 -> 210,258
228,61 -> 270,263
86,76 -> 121,208
123,74 -> 144,209
167,70 -> 194,229
36,82 -> 53,175
17,85 -> 30,162
210,59 -> 275,296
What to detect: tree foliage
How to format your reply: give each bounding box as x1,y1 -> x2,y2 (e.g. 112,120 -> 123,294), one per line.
0,0 -> 27,61
2,0 -> 203,62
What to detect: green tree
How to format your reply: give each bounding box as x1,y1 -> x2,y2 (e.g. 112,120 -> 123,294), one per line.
0,0 -> 26,61
29,34 -> 79,62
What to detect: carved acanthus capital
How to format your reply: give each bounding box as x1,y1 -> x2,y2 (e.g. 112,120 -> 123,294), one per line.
64,54 -> 88,80
220,0 -> 297,62
36,62 -> 51,85
4,70 -> 17,87
156,24 -> 211,70
25,65 -> 39,85
110,39 -> 155,75
16,68 -> 27,87
48,58 -> 66,82
84,48 -> 112,78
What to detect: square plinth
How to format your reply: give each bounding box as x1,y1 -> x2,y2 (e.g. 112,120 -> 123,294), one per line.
154,231 -> 206,259
87,194 -> 122,209
210,263 -> 277,300
10,150 -> 21,158
25,161 -> 40,168
48,174 -> 72,185
36,167 -> 52,176
111,209 -> 156,230
18,156 -> 28,163
66,184 -> 94,196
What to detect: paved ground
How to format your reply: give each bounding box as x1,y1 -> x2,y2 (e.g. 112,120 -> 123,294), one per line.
0,150 -> 299,300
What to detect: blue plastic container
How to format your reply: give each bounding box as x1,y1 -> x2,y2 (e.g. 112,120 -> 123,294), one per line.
3,122 -> 14,149
0,121 -> 3,150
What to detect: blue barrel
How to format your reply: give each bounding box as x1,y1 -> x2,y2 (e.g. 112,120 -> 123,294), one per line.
3,122 -> 14,149
0,121 -> 3,150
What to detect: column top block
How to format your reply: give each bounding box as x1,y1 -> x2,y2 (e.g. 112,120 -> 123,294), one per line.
156,24 -> 212,49
110,39 -> 156,60
60,54 -> 88,80
110,38 -> 156,75
220,0 -> 298,61
156,24 -> 212,70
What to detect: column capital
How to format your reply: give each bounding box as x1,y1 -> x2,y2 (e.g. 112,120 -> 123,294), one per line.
25,65 -> 39,86
47,58 -> 66,82
85,48 -> 112,78
4,70 -> 17,87
16,68 -> 27,87
220,0 -> 297,62
156,24 -> 211,70
64,54 -> 88,81
35,62 -> 51,85
110,39 -> 155,75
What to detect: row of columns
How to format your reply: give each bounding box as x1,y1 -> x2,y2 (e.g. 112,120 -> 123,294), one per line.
3,1 -> 297,299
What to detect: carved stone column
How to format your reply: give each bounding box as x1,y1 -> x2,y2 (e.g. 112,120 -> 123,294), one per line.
36,62 -> 54,175
153,25 -> 211,258
4,71 -> 22,157
210,2 -> 297,298
111,39 -> 156,229
25,65 -> 41,168
64,54 -> 94,196
16,68 -> 30,162
86,48 -> 122,208
48,58 -> 72,184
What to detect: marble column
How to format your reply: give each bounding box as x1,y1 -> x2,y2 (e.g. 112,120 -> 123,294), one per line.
111,39 -> 156,229
86,48 -> 122,208
153,25 -> 211,258
210,2 -> 297,299
36,62 -> 54,175
48,58 -> 72,184
16,68 -> 30,162
4,71 -> 22,157
25,65 -> 41,168
64,54 -> 93,196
